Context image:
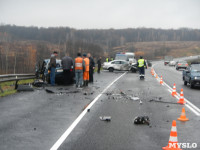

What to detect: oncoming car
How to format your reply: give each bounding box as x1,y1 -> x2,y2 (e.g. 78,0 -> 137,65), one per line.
36,59 -> 74,84
103,60 -> 130,72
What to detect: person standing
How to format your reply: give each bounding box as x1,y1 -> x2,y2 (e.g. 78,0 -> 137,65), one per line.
97,57 -> 102,73
137,56 -> 146,78
87,53 -> 95,83
61,53 -> 74,85
83,54 -> 90,86
49,51 -> 58,86
74,53 -> 85,88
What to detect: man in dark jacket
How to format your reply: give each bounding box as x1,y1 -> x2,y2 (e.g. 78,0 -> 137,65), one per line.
97,57 -> 102,73
49,51 -> 58,86
61,53 -> 74,85
87,53 -> 95,83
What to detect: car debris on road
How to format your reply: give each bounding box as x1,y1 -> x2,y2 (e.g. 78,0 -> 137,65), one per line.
99,116 -> 111,122
134,116 -> 150,125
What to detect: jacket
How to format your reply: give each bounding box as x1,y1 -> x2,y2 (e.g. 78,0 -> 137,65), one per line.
137,59 -> 146,67
50,54 -> 56,68
84,58 -> 90,72
75,57 -> 85,71
61,56 -> 73,70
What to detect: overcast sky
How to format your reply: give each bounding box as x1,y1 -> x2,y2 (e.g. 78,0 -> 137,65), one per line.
0,0 -> 200,29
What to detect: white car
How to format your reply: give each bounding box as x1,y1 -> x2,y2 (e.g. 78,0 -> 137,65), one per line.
169,60 -> 176,67
103,60 -> 130,72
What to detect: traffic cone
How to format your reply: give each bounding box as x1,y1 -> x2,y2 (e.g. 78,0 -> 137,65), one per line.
171,83 -> 177,96
162,120 -> 182,150
156,74 -> 158,79
152,70 -> 155,76
178,107 -> 189,121
177,89 -> 186,104
160,76 -> 163,85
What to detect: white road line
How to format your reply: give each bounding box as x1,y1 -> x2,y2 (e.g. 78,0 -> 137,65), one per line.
152,63 -> 200,116
50,72 -> 127,150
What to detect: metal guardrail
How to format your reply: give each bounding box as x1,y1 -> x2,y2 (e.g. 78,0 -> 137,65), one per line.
0,74 -> 36,83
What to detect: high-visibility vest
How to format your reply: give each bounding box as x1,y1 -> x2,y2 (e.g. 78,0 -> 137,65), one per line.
106,58 -> 109,62
84,58 -> 90,72
138,59 -> 145,67
75,57 -> 83,70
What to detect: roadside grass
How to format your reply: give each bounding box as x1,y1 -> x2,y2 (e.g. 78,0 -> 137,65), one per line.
0,79 -> 35,97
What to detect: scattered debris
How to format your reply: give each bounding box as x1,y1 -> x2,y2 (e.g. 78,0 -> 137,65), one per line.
87,109 -> 90,112
166,105 -> 170,107
33,79 -> 46,87
130,96 -> 140,101
134,116 -> 150,125
99,116 -> 111,122
148,98 -> 178,104
139,100 -> 143,105
17,84 -> 34,92
34,128 -> 36,131
45,89 -> 55,93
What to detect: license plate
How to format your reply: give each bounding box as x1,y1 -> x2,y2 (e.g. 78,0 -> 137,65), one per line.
57,69 -> 63,72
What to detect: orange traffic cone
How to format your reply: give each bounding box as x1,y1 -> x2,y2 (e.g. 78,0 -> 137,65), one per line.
177,89 -> 186,104
171,83 -> 177,96
156,74 -> 158,79
152,70 -> 155,76
178,107 -> 189,121
160,76 -> 163,85
162,120 -> 182,150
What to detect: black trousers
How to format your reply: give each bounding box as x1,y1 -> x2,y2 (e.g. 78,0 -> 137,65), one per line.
97,65 -> 101,73
138,67 -> 145,75
89,68 -> 94,82
63,69 -> 71,85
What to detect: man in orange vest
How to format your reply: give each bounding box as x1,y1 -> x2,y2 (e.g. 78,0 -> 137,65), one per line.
75,53 -> 85,88
83,54 -> 90,86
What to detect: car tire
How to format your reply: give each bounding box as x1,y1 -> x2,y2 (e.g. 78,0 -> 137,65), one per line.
184,81 -> 187,85
189,80 -> 194,89
176,67 -> 179,70
108,68 -> 114,72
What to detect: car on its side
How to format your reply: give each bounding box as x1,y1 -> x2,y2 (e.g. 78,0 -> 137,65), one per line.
183,63 -> 200,88
103,60 -> 130,72
175,60 -> 188,70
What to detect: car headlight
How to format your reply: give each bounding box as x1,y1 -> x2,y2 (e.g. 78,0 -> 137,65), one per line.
194,77 -> 200,80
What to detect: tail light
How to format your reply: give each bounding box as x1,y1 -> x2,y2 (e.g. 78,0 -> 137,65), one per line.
70,69 -> 73,72
178,63 -> 181,66
185,64 -> 188,66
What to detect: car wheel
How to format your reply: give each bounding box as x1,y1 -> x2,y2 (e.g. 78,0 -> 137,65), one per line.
184,81 -> 187,85
108,68 -> 114,72
176,67 -> 179,70
189,80 -> 194,88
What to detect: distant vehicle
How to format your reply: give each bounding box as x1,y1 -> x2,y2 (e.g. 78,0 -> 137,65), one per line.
183,63 -> 200,88
175,60 -> 188,70
164,56 -> 173,65
103,60 -> 130,72
36,59 -> 74,84
169,60 -> 176,67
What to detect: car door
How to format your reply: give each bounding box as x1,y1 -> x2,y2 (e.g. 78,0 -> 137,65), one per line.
185,66 -> 191,82
113,61 -> 121,70
120,61 -> 129,70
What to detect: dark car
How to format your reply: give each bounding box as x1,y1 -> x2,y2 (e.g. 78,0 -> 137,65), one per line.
36,59 -> 74,85
183,63 -> 200,88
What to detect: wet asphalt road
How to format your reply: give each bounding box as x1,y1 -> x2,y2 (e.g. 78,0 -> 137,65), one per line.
0,62 -> 200,150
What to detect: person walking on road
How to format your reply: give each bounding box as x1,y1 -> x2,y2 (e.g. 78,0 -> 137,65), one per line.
83,54 -> 90,86
61,53 -> 74,85
75,53 -> 85,88
87,53 -> 95,83
97,57 -> 102,73
137,56 -> 146,78
49,51 -> 58,86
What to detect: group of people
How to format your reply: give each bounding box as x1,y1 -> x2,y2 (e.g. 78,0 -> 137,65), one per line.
49,51 -> 101,88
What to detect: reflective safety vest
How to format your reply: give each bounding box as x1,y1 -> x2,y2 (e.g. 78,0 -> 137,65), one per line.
106,58 -> 109,62
75,57 -> 83,70
84,58 -> 90,72
138,59 -> 145,67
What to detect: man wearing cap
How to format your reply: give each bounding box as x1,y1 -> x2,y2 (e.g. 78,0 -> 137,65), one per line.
49,51 -> 58,86
83,54 -> 90,86
74,53 -> 85,88
137,56 -> 146,79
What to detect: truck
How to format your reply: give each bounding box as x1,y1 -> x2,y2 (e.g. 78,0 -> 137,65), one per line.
164,56 -> 173,65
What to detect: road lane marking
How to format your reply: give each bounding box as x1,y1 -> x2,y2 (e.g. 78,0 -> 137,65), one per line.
50,72 -> 127,150
152,63 -> 200,116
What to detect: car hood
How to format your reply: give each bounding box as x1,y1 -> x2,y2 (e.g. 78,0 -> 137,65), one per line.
191,72 -> 200,76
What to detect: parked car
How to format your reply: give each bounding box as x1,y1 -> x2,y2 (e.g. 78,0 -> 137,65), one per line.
164,56 -> 173,65
169,60 -> 176,67
103,60 -> 130,72
175,60 -> 188,70
183,63 -> 200,88
36,59 -> 74,84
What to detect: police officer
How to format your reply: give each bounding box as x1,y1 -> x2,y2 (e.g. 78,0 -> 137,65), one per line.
137,56 -> 146,78
83,54 -> 90,86
74,53 -> 85,88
